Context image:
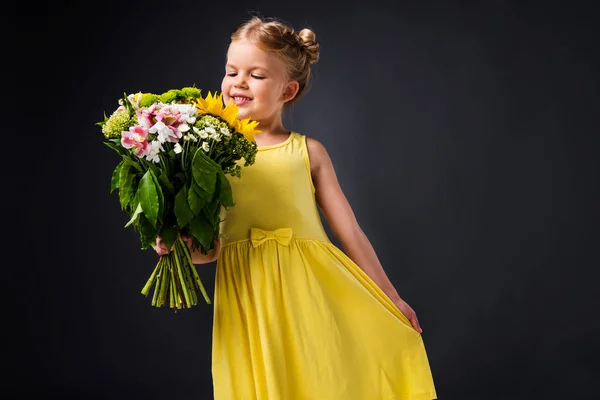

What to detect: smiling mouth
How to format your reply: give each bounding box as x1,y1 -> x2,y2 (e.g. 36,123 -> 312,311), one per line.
232,96 -> 252,105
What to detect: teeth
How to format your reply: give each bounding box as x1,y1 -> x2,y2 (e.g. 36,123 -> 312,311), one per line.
234,96 -> 249,101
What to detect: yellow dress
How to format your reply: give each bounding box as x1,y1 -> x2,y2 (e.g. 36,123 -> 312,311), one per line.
212,132 -> 437,400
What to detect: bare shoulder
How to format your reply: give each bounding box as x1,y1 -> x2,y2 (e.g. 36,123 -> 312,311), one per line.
304,135 -> 330,169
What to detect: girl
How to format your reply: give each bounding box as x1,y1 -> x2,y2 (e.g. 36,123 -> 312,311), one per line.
157,15 -> 437,400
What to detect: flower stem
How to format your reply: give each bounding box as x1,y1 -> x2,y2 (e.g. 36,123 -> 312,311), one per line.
141,258 -> 161,296
179,236 -> 211,304
173,244 -> 192,308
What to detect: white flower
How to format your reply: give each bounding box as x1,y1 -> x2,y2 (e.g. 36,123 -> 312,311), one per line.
187,116 -> 196,124
209,132 -> 222,142
173,143 -> 183,154
170,103 -> 196,116
220,126 -> 231,136
185,133 -> 197,142
201,141 -> 210,152
149,121 -> 177,143
126,92 -> 143,109
146,140 -> 164,163
179,123 -> 190,133
205,126 -> 216,135
195,128 -> 208,139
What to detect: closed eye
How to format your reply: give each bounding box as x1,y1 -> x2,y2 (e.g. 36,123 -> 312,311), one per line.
225,73 -> 265,79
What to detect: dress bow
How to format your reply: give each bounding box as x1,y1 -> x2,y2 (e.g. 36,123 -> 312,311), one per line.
250,228 -> 293,248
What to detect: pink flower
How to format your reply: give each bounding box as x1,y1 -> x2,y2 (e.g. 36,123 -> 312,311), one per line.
136,104 -> 157,129
121,125 -> 150,157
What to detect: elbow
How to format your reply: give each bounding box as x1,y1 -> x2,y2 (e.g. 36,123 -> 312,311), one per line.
336,225 -> 363,247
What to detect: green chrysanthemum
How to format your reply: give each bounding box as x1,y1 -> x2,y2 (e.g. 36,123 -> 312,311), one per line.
181,86 -> 201,100
102,109 -> 136,139
140,93 -> 159,108
160,89 -> 181,104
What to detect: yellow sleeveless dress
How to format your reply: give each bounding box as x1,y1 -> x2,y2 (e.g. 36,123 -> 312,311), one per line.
212,132 -> 437,400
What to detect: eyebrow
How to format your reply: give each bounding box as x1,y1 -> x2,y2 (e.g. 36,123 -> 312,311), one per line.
225,63 -> 269,71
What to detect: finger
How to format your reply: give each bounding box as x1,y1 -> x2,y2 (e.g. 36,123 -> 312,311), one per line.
412,315 -> 423,333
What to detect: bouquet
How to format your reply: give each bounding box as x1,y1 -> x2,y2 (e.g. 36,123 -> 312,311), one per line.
98,87 -> 259,310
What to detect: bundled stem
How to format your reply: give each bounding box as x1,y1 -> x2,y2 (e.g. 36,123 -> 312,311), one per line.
141,235 -> 212,310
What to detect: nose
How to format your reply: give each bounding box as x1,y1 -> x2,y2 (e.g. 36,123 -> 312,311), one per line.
233,74 -> 248,89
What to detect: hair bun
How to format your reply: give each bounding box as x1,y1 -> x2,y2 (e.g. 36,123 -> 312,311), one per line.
298,28 -> 320,65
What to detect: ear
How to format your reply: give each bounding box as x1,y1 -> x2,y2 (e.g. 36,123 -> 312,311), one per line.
282,81 -> 300,103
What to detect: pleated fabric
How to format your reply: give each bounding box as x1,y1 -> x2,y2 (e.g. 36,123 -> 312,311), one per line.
212,132 -> 437,399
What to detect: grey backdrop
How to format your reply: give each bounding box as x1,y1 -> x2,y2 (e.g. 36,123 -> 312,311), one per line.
11,0 -> 599,399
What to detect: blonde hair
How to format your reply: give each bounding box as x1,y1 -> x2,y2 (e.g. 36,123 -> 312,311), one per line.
230,15 -> 320,107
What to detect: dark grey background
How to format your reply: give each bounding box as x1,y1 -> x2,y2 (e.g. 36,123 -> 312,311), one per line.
9,0 -> 599,399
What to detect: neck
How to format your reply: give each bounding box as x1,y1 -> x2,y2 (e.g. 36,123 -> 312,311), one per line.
254,111 -> 288,137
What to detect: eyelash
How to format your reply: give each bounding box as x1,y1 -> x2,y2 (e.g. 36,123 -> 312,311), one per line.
227,73 -> 265,80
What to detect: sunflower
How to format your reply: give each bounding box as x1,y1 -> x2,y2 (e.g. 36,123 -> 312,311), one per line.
195,91 -> 261,142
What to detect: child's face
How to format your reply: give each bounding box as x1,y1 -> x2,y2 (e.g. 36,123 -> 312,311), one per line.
222,40 -> 290,122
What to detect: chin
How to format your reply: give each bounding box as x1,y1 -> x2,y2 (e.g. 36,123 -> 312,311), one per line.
236,108 -> 253,120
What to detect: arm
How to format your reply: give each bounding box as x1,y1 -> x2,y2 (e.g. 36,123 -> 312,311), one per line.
306,137 -> 423,332
306,137 -> 401,301
190,238 -> 221,264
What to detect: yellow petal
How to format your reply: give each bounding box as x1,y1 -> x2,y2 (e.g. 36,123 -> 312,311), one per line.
194,90 -> 260,142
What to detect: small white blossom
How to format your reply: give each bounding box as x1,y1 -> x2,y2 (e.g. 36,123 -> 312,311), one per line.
179,123 -> 190,133
146,140 -> 164,163
185,133 -> 197,142
205,126 -> 216,135
186,116 -> 196,124
170,103 -> 196,116
209,132 -> 222,142
201,141 -> 210,152
173,143 -> 183,154
197,128 -> 209,139
220,126 -> 231,136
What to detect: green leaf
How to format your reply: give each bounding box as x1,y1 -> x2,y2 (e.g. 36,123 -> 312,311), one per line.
189,213 -> 214,251
157,170 -> 175,194
136,214 -> 157,250
192,169 -> 217,195
138,170 -> 160,229
203,177 -> 220,225
218,172 -> 234,207
110,161 -> 123,193
159,225 -> 178,250
118,163 -> 135,210
121,156 -> 144,172
149,168 -> 165,224
192,148 -> 219,194
187,184 -> 206,214
125,203 -> 143,228
104,140 -> 128,156
175,185 -> 195,227
192,147 -> 221,172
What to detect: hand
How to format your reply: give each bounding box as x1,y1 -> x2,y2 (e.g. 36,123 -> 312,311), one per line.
392,297 -> 423,333
155,235 -> 192,256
